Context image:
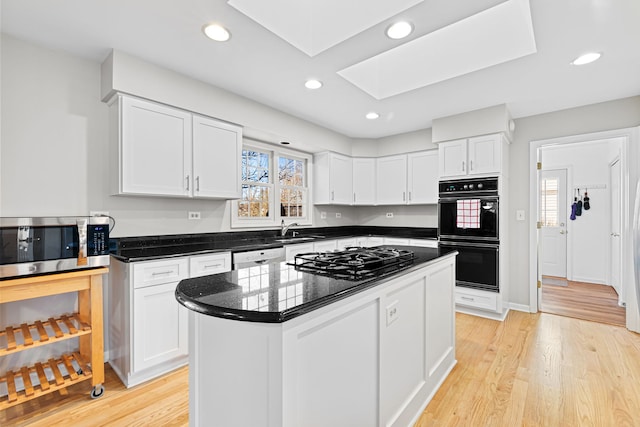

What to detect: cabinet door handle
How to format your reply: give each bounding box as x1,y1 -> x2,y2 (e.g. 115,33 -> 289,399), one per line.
462,161 -> 465,172
408,191 -> 412,202
196,176 -> 200,192
470,160 -> 473,171
353,193 -> 356,203
186,175 -> 190,191
403,191 -> 406,201
331,190 -> 334,201
204,263 -> 222,269
461,296 -> 474,301
152,270 -> 173,276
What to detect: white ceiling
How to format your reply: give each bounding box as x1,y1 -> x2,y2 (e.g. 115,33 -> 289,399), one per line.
2,0 -> 639,139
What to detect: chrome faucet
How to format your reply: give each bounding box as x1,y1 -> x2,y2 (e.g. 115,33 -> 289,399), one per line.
281,219 -> 299,237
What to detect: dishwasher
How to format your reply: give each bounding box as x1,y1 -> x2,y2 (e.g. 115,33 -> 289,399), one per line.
232,247 -> 286,269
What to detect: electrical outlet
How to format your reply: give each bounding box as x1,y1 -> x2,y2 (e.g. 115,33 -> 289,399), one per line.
320,211 -> 327,219
90,211 -> 109,217
188,211 -> 201,220
386,301 -> 399,326
386,212 -> 394,218
335,212 -> 341,219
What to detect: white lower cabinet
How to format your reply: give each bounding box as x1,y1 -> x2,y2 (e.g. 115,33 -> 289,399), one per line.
336,237 -> 358,250
133,281 -> 188,372
455,287 -> 499,312
409,238 -> 439,248
383,237 -> 410,246
109,252 -> 231,387
285,243 -> 315,262
313,239 -> 337,252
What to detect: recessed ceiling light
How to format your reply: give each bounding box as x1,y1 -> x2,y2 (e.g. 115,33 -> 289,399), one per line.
203,23 -> 231,42
386,21 -> 413,40
571,52 -> 601,65
366,112 -> 380,120
305,79 -> 323,89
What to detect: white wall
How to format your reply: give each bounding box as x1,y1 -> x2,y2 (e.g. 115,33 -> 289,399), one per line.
542,140 -> 622,284
0,35 -> 360,237
352,129 -> 439,228
509,96 -> 640,307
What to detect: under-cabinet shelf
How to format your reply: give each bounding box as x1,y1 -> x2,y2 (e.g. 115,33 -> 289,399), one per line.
0,352 -> 93,410
0,314 -> 92,356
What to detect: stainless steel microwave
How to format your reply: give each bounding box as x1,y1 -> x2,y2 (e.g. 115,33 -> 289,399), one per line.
0,216 -> 111,279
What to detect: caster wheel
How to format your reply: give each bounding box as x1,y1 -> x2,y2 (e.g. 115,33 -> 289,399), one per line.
90,384 -> 105,399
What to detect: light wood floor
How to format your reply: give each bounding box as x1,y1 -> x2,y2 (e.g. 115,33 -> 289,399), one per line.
1,363 -> 188,426
3,311 -> 640,426
541,276 -> 626,326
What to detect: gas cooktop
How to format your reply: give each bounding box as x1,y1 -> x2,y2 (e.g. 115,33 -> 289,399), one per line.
290,247 -> 415,281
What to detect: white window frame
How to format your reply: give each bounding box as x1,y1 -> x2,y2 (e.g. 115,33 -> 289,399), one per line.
231,141 -> 313,229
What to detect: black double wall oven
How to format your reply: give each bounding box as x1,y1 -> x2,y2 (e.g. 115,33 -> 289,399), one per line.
438,177 -> 500,292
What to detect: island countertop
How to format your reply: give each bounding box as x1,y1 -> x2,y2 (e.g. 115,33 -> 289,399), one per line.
175,246 -> 457,323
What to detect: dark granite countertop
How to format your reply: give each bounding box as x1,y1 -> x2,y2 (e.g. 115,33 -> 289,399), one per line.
110,226 -> 437,262
175,245 -> 456,323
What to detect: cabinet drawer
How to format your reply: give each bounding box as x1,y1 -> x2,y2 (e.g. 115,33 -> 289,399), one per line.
133,258 -> 189,288
383,237 -> 410,246
190,252 -> 231,278
455,288 -> 498,311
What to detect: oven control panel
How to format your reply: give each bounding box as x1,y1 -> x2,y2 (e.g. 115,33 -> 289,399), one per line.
439,177 -> 499,195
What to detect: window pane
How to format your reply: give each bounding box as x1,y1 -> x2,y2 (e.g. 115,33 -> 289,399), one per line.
540,178 -> 559,227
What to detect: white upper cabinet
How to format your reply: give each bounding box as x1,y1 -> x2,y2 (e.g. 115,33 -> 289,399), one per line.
112,94 -> 241,199
376,154 -> 408,205
467,134 -> 502,176
119,95 -> 192,197
407,150 -> 438,204
314,152 -> 353,205
192,115 -> 242,199
438,133 -> 506,178
352,158 -> 376,205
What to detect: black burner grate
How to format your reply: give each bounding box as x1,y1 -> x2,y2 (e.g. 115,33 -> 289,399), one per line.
291,247 -> 414,281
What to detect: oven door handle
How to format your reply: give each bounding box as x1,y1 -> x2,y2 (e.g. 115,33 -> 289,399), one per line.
438,196 -> 500,203
439,240 -> 499,249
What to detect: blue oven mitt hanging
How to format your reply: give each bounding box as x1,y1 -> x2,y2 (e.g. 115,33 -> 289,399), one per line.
570,190 -> 577,220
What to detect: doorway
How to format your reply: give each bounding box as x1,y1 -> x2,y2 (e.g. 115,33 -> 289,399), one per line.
529,130 -> 635,328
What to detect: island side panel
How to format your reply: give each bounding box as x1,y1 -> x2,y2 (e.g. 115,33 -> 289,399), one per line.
282,299 -> 380,427
189,312 -> 284,427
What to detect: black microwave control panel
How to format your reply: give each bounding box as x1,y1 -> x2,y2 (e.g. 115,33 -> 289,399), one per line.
88,224 -> 110,255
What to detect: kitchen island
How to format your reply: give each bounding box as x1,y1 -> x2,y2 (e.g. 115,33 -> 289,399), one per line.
176,246 -> 457,427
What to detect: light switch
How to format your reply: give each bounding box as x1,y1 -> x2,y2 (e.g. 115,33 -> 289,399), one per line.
516,210 -> 525,221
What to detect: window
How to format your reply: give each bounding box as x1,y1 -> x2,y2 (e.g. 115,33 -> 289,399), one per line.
540,177 -> 559,227
232,142 -> 312,228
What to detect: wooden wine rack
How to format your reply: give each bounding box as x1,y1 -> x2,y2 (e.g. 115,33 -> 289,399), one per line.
0,267 -> 108,409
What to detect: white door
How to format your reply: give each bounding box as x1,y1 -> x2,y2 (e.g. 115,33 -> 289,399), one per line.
609,158 -> 622,299
352,158 -> 376,205
468,134 -> 501,175
438,139 -> 467,178
121,96 -> 191,196
376,155 -> 408,204
192,115 -> 242,199
407,150 -> 438,204
330,153 -> 353,205
540,169 -> 568,278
